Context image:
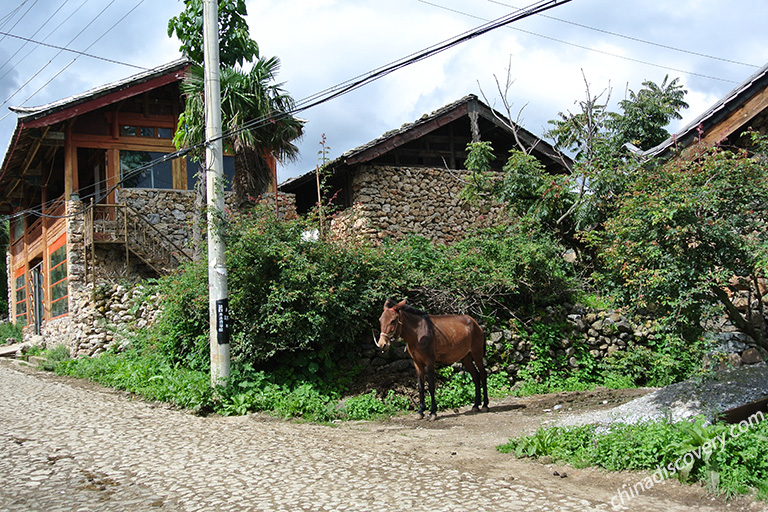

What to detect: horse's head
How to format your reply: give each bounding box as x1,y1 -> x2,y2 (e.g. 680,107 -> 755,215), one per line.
376,298 -> 406,352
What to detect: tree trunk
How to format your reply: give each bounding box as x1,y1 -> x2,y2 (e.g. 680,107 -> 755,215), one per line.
711,285 -> 767,350
232,140 -> 271,209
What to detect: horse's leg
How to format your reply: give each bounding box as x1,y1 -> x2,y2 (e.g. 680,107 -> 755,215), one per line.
475,354 -> 489,412
426,363 -> 437,421
415,364 -> 426,420
461,354 -> 482,412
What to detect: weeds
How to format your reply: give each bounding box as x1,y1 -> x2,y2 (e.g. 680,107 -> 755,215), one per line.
498,417 -> 768,499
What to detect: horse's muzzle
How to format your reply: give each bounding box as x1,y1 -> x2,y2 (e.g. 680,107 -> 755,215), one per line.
375,332 -> 391,353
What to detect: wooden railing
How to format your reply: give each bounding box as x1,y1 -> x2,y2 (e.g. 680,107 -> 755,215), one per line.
85,203 -> 191,275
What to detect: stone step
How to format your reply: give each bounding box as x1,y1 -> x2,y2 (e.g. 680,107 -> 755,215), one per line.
0,342 -> 25,358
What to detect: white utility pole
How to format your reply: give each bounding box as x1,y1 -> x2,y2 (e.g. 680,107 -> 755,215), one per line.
202,0 -> 230,385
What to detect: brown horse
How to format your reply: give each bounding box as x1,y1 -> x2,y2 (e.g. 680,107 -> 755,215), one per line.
376,298 -> 488,420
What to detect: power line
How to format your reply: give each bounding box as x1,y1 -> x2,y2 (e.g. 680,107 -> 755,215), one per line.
0,0 -> 38,45
0,0 -> 91,83
417,0 -> 740,84
0,0 -> 148,122
233,0 -> 574,141
0,0 -> 118,113
0,29 -> 147,71
5,0 -> 574,223
0,2 -> 68,75
485,0 -> 760,69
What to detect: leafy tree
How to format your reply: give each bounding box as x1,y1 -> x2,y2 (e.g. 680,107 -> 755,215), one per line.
609,75 -> 688,152
464,75 -> 690,261
176,61 -> 302,206
167,0 -> 259,68
544,75 -> 689,232
168,0 -> 303,210
595,135 -> 768,347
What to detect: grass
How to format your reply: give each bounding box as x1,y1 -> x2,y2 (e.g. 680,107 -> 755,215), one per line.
498,416 -> 768,500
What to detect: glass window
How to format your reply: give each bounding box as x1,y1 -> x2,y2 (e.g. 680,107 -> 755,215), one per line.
12,218 -> 24,241
157,127 -> 173,139
49,245 -> 68,318
122,125 -> 138,137
185,156 -> 234,191
121,151 -> 174,189
140,127 -> 155,138
14,273 -> 27,326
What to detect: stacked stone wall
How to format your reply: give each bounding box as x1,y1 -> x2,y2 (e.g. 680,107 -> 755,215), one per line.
116,189 -> 196,252
330,165 -> 502,244
360,303 -> 768,378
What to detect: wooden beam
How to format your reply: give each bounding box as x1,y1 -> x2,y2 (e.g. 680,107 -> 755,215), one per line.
70,132 -> 176,151
346,104 -> 470,165
682,86 -> 768,160
22,72 -> 184,129
63,122 -> 78,197
19,126 -> 49,176
106,148 -> 120,204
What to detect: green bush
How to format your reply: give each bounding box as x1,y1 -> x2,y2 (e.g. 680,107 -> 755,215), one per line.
382,225 -> 576,322
340,390 -> 409,420
512,322 -> 601,395
57,350 -> 214,412
145,206 -> 577,390
599,327 -> 705,388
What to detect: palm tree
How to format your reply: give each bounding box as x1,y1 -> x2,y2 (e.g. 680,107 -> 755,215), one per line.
176,56 -> 303,207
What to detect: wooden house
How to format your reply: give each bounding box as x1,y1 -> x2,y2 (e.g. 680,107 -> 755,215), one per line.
644,62 -> 768,159
279,94 -> 570,243
0,59 -> 282,353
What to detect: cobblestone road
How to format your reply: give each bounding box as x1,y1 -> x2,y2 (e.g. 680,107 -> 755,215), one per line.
0,360 -> 755,512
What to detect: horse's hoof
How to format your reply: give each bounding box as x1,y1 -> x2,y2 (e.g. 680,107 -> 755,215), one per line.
427,413 -> 437,421
470,406 -> 480,414
416,412 -> 425,420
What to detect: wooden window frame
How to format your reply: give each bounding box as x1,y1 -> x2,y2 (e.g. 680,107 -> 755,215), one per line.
48,234 -> 68,319
13,267 -> 27,326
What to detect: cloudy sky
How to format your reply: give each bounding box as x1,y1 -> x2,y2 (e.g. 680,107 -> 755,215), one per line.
1,0 -> 767,182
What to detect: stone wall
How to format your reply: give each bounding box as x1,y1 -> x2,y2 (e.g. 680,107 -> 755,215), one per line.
116,188 -> 196,252
360,303 -> 768,378
330,165 -> 502,244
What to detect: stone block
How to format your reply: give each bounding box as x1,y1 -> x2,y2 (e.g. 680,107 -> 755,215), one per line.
742,347 -> 763,365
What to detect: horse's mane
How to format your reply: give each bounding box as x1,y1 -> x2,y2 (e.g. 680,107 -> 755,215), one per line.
386,299 -> 435,336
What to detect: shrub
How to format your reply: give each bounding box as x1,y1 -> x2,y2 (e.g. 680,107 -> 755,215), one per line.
0,321 -> 23,344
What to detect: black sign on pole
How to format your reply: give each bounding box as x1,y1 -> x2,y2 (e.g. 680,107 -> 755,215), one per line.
216,298 -> 230,345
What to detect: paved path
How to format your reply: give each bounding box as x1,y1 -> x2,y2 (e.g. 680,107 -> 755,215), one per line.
0,360 -> 751,512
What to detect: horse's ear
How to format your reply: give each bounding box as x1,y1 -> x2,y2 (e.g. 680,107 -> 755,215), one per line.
384,298 -> 397,309
394,299 -> 407,311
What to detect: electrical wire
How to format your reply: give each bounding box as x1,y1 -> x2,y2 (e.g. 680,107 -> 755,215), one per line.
3,0 -> 148,117
0,0 -> 117,114
485,0 -> 760,69
0,31 -> 146,71
4,0 -> 572,223
0,0 -> 91,84
417,0 -> 739,84
0,1 -> 68,76
0,0 -> 38,45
